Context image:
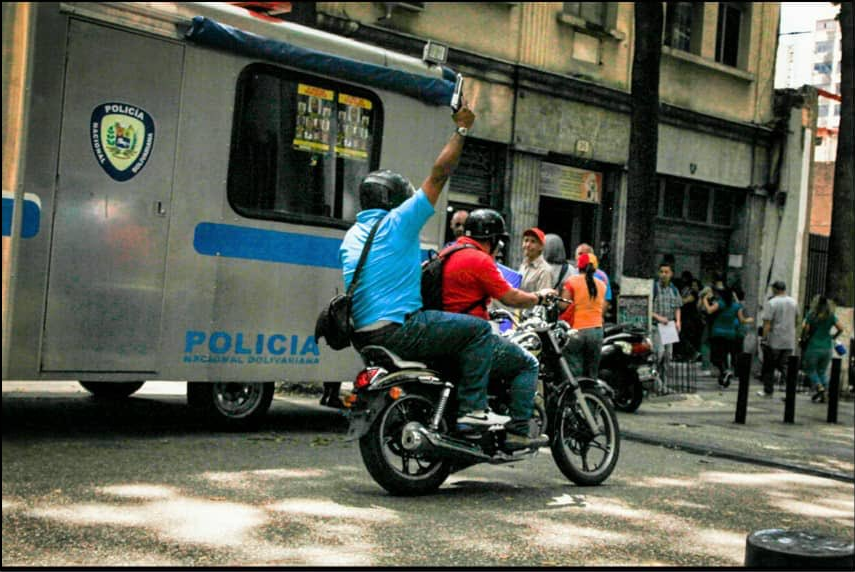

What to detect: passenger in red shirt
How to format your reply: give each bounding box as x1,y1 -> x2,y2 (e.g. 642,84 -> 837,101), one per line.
441,209 -> 555,450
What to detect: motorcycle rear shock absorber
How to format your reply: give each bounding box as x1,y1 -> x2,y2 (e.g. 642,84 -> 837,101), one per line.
430,382 -> 454,431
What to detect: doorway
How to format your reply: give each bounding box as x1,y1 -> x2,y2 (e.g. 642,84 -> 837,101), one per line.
537,196 -> 596,262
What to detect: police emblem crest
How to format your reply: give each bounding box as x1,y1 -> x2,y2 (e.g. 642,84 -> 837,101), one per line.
90,102 -> 155,182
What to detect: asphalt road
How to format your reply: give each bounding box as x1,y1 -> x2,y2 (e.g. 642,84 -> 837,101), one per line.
3,382 -> 854,567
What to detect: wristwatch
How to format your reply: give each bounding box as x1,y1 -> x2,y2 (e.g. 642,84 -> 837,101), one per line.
455,126 -> 469,137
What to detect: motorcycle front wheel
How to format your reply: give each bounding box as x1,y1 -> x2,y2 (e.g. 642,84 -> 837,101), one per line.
359,393 -> 451,496
550,385 -> 620,486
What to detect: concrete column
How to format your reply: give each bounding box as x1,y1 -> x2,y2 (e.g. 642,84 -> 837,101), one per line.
612,171 -> 628,281
765,88 -> 817,310
792,110 -> 815,308
742,192 -> 768,319
517,3 -> 549,68
508,152 -> 541,269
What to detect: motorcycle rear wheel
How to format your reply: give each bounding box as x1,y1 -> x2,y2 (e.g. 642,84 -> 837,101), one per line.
612,376 -> 643,413
551,386 -> 620,486
359,394 -> 451,496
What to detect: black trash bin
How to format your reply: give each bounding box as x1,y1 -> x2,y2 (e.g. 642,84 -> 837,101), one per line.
745,529 -> 854,569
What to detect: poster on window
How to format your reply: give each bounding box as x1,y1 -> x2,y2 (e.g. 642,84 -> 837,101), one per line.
293,84 -> 334,154
335,93 -> 372,161
539,162 -> 602,204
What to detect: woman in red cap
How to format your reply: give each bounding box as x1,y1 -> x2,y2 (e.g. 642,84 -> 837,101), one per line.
557,253 -> 608,379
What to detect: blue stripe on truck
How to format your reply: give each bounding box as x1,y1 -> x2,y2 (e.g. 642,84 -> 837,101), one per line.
193,222 -> 344,268
1,196 -> 40,239
193,222 -> 434,268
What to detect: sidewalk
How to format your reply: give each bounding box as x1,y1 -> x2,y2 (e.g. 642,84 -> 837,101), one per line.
619,374 -> 855,483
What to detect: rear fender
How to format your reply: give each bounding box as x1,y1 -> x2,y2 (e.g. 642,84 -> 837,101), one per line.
344,372 -> 442,441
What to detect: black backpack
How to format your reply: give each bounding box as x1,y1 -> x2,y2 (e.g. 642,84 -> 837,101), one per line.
421,243 -> 486,312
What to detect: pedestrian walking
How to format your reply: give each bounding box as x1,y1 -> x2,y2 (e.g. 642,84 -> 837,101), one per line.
651,261 -> 682,391
678,274 -> 704,361
696,283 -> 715,375
800,295 -> 842,403
558,253 -> 607,379
703,284 -> 753,387
570,243 -> 613,314
543,234 -> 572,290
443,209 -> 469,247
518,227 -> 553,293
758,281 -> 799,397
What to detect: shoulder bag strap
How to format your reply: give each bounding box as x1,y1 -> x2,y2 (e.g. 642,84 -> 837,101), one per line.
440,243 -> 476,259
460,296 -> 490,315
554,262 -> 569,290
346,217 -> 384,297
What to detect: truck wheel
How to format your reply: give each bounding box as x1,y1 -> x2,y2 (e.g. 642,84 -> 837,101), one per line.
187,382 -> 274,430
80,381 -> 145,399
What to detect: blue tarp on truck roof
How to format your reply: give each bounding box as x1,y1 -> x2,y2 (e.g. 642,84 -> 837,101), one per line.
185,16 -> 456,107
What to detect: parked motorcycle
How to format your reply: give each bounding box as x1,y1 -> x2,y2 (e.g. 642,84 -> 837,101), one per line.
599,324 -> 660,413
343,296 -> 620,496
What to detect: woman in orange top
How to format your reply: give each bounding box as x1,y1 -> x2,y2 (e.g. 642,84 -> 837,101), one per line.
558,253 -> 607,379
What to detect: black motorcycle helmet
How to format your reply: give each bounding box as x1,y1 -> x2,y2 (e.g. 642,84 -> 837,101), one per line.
358,170 -> 416,211
464,208 -> 510,251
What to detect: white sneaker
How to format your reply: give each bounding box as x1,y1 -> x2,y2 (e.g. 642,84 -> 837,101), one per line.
457,409 -> 511,427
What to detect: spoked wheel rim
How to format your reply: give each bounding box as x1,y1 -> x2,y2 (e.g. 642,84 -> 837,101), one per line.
378,395 -> 445,481
212,382 -> 264,418
557,392 -> 618,478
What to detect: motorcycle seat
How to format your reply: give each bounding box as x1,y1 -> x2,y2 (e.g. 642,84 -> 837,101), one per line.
359,345 -> 428,371
603,323 -> 624,337
604,323 -> 648,338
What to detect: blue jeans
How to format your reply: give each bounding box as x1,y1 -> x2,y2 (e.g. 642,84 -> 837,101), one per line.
377,310 -> 494,415
565,327 -> 604,379
761,347 -> 791,394
489,334 -> 539,423
802,349 -> 832,389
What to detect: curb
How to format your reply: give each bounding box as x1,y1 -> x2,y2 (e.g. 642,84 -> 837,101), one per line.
621,430 -> 855,484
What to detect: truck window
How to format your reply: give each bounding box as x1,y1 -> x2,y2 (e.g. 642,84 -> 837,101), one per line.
228,64 -> 383,229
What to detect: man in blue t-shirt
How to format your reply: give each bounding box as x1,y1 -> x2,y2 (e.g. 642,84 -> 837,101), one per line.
340,97 -> 514,434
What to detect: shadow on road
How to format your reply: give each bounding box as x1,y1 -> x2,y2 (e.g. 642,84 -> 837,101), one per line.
1,392 -> 347,440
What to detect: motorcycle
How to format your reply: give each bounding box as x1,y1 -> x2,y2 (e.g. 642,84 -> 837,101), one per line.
343,296 -> 620,496
599,324 -> 660,413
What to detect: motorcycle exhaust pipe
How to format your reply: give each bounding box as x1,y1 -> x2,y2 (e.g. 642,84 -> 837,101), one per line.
401,422 -> 492,461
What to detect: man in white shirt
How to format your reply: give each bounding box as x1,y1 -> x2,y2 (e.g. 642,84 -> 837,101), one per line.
518,227 -> 553,293
758,281 -> 798,397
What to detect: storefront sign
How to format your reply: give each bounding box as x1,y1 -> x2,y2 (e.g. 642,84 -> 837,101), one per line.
539,162 -> 602,204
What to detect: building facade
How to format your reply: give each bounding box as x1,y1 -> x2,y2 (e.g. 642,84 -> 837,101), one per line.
812,17 -> 843,129
302,2 -> 793,315
772,10 -> 840,306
